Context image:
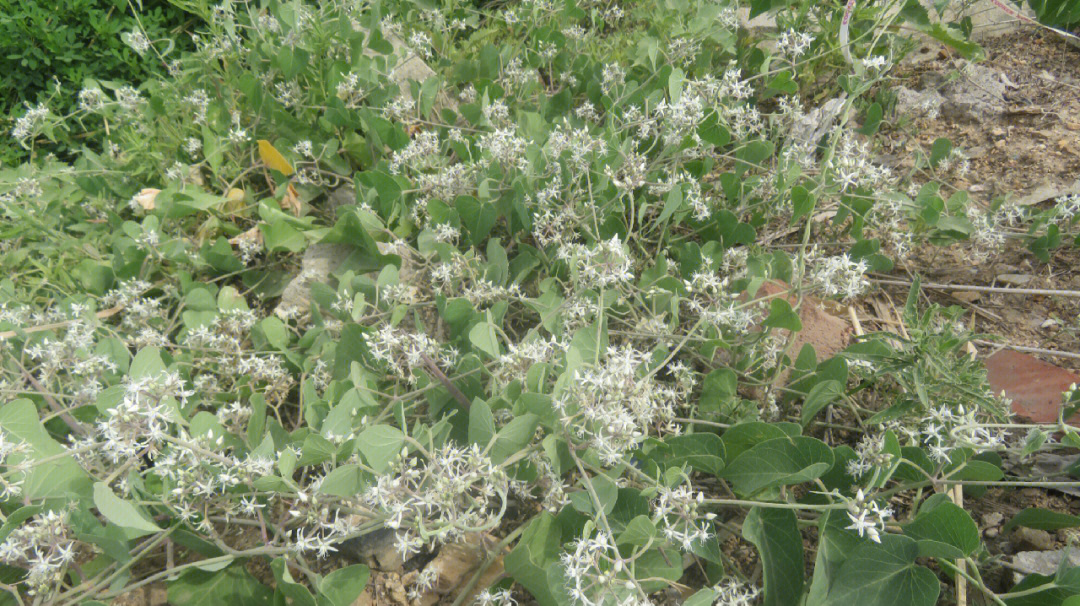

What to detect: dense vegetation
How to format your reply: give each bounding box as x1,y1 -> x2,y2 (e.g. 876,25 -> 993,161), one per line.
2,0 -> 1080,605
0,0 -> 196,163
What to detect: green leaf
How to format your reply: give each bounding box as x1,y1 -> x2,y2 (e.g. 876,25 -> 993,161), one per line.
815,534 -> 940,606
929,137 -> 953,167
490,413 -> 540,464
1005,565 -> 1080,605
318,564 -> 370,606
167,564 -> 273,606
356,425 -> 405,474
0,399 -> 92,499
764,298 -> 802,332
800,380 -> 843,427
859,102 -> 883,136
721,422 -> 788,461
791,186 -> 814,224
658,186 -> 684,224
505,513 -> 569,606
700,368 -> 737,417
616,515 -> 657,547
318,464 -> 365,497
257,317 -> 289,350
661,433 -> 725,475
1003,508 -> 1080,534
569,473 -> 618,516
720,436 -> 833,496
743,507 -> 804,606
924,24 -> 984,61
270,557 -> 316,606
92,482 -> 162,536
455,196 -> 497,246
130,346 -> 166,379
0,506 -> 44,551
633,547 -> 683,591
736,140 -> 774,176
902,497 -> 979,557
275,45 -> 309,79
74,260 -> 115,295
469,320 -> 502,358
684,589 -> 720,606
469,399 -> 497,447
260,220 -> 306,253
298,434 -> 337,467
320,209 -> 395,273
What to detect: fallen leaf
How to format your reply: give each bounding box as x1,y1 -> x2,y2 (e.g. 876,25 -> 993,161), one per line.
228,225 -> 264,248
132,188 -> 161,211
281,182 -> 302,217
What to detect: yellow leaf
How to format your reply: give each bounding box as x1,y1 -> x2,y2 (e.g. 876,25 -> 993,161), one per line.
257,140 -> 295,176
224,188 -> 247,214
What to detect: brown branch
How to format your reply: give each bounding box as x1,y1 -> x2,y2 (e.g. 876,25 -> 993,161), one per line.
419,352 -> 471,409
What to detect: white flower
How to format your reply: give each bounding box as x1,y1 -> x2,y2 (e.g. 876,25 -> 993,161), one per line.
862,55 -> 890,72
124,30 -> 151,55
846,507 -> 882,543
845,489 -> 892,543
777,29 -> 813,58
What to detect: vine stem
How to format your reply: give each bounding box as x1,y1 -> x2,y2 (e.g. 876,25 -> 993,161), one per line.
939,559 -> 1007,606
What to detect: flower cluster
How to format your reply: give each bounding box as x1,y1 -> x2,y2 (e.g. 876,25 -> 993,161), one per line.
651,485 -> 716,550
710,578 -> 761,606
0,510 -> 76,598
0,431 -> 30,499
846,432 -> 895,478
894,403 -> 1008,464
807,251 -> 869,300
88,370 -> 193,462
683,270 -> 759,332
561,529 -> 634,606
364,325 -> 458,385
559,236 -> 636,290
845,489 -> 893,543
362,443 -> 509,558
555,346 -> 685,465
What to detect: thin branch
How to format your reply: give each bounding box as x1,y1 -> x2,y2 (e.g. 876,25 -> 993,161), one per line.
872,277 -> 1080,299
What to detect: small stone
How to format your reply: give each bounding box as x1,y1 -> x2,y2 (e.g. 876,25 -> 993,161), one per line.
997,273 -> 1034,286
951,290 -> 981,303
985,527 -> 999,538
338,527 -> 405,572
982,512 -> 1004,528
1013,550 -> 1080,577
1012,527 -> 1056,552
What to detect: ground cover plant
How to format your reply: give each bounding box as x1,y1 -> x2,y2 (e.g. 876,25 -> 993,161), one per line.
3,0 -> 1080,604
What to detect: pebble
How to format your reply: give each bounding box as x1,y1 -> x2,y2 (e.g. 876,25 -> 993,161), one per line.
1012,527 -> 1056,552
997,273 -> 1035,286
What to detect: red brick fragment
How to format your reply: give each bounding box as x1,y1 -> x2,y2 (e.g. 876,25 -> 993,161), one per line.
985,349 -> 1080,425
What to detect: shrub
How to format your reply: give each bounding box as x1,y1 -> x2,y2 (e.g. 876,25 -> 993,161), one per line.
0,0 -> 195,160
2,1 -> 1078,605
